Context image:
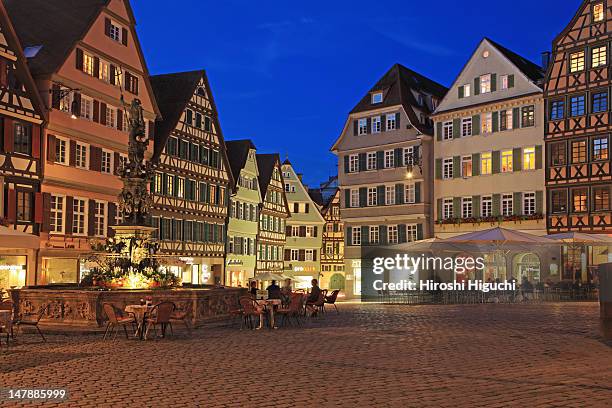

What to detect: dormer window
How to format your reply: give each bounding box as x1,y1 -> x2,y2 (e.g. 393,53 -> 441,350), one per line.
371,92 -> 383,104
105,17 -> 127,45
593,3 -> 604,22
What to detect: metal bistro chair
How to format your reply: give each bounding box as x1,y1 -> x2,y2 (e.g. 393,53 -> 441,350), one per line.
277,293 -> 304,327
239,296 -> 264,330
144,302 -> 175,340
13,304 -> 50,342
324,290 -> 341,314
0,300 -> 14,340
102,303 -> 137,340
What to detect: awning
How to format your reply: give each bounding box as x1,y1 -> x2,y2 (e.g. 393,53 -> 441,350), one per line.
0,226 -> 39,249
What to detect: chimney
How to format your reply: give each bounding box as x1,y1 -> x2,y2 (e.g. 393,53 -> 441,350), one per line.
541,51 -> 551,71
297,173 -> 303,182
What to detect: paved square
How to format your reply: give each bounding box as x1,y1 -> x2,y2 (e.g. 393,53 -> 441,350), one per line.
1,303 -> 611,407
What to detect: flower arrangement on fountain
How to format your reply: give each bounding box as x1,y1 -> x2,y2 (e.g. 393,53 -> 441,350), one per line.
80,236 -> 181,289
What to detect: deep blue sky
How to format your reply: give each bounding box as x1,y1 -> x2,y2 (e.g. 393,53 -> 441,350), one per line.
133,0 -> 577,187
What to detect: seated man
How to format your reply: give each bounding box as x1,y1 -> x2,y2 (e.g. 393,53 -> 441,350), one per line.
266,280 -> 281,300
305,279 -> 321,316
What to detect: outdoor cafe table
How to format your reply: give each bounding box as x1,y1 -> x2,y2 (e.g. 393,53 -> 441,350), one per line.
255,299 -> 282,329
125,304 -> 153,340
0,310 -> 12,342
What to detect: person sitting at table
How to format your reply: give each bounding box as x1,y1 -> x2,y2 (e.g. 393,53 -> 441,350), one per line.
266,280 -> 281,300
249,280 -> 258,298
305,279 -> 321,316
281,279 -> 292,305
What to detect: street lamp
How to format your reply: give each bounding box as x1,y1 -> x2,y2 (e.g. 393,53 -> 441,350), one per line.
406,145 -> 423,179
48,83 -> 81,119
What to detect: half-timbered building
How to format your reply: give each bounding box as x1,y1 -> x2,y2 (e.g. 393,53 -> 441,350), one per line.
255,153 -> 290,276
150,70 -> 232,285
6,0 -> 161,285
544,0 -> 612,279
0,2 -> 46,288
225,140 -> 261,287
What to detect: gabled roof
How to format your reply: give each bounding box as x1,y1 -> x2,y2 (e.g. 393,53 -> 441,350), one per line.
485,37 -> 544,83
5,0 -> 107,76
307,188 -> 325,207
225,139 -> 256,188
255,153 -> 280,199
0,1 -> 46,122
150,70 -> 203,159
349,63 -> 448,134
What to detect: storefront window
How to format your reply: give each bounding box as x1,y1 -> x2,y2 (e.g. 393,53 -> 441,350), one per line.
45,258 -> 78,284
0,255 -> 27,288
513,253 -> 541,283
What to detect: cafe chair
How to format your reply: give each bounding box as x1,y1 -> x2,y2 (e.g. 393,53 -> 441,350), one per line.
13,303 -> 50,342
276,293 -> 304,327
324,290 -> 341,314
144,302 -> 175,340
102,303 -> 136,340
169,306 -> 191,335
0,300 -> 15,339
238,296 -> 264,330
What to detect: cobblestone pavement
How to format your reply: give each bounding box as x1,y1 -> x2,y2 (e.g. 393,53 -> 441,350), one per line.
0,302 -> 611,408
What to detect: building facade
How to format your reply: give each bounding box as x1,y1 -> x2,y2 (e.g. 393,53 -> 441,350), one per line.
282,160 -> 324,289
225,140 -> 261,287
331,64 -> 447,296
433,38 -> 547,241
7,0 -> 160,285
545,0 -> 612,235
150,70 -> 231,286
0,2 -> 46,288
255,154 -> 290,277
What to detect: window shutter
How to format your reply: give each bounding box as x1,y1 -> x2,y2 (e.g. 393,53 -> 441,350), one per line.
381,115 -> 386,132
492,111 -> 499,132
121,28 -> 128,46
359,187 -> 367,207
73,93 -> 81,116
47,134 -> 56,163
148,120 -> 155,140
452,156 -> 460,179
492,150 -> 500,174
7,189 -> 16,222
285,225 -> 292,237
452,118 -> 460,138
108,203 -> 117,236
65,196 -> 74,235
474,77 -> 480,95
305,203 -> 309,213
513,192 -> 522,215
436,122 -> 443,141
88,200 -> 96,236
376,151 -> 384,169
313,226 -> 318,237
299,226 -> 306,237
458,85 -> 464,99
114,152 -> 120,174
358,153 -> 366,172
512,107 -> 520,129
3,118 -> 13,153
117,109 -> 123,131
395,113 -> 401,129
491,74 -> 497,92
453,197 -> 461,218
394,148 -> 402,167
435,158 -> 442,179
513,148 -> 522,171
75,48 -> 84,70
472,115 -> 480,135
51,84 -> 61,109
353,120 -> 358,136
90,146 -> 102,171
344,189 -> 350,207
93,57 -> 100,78
492,194 -> 501,216
395,184 -> 404,204
472,195 -> 481,217
536,191 -> 543,214
535,145 -> 543,169
100,103 -> 107,126
104,17 -> 111,36
415,182 -> 422,203
32,125 -> 41,159
93,100 -> 99,123
345,227 -> 352,246
416,224 -> 423,241
343,156 -> 349,173
284,249 -> 291,261
379,225 -> 387,245
298,249 -> 305,261
361,226 -> 369,246
110,64 -> 116,85
313,250 -> 317,261
399,224 -> 407,243
508,74 -> 515,88
366,118 -> 371,133
41,193 -> 52,232
377,185 -> 385,206
437,198 -> 443,220
69,140 -> 76,166
0,60 -> 7,87
472,153 -> 480,176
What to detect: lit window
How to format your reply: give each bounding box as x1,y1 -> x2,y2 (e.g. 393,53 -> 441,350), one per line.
461,117 -> 472,137
480,74 -> 491,94
305,249 -> 314,261
481,152 -> 492,175
500,75 -> 509,90
461,155 -> 472,178
372,92 -> 383,104
463,84 -> 471,97
570,51 -> 585,73
99,60 -> 109,82
82,52 -> 94,76
72,198 -> 87,235
482,112 -> 492,134
16,191 -> 33,222
406,224 -> 418,242
369,226 -> 379,244
94,201 -> 107,237
106,105 -> 116,128
592,46 -> 607,68
387,225 -> 398,244
443,121 -> 453,140
55,137 -> 68,165
50,195 -> 65,234
593,187 -> 610,211
384,150 -> 394,168
593,137 -> 609,161
80,96 -> 93,120
405,183 -> 415,204
462,197 -> 472,218
502,194 -> 513,216
521,105 -> 535,127
572,189 -> 588,213
572,140 -> 587,163
523,192 -> 536,215
481,196 -> 492,217
351,228 -> 361,246
75,143 -> 88,169
501,150 -> 513,172
500,109 -> 513,130
443,158 -> 453,179
523,147 -> 536,170
593,3 -> 605,22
